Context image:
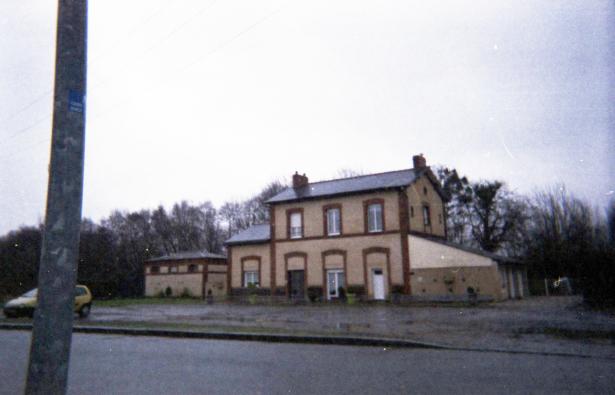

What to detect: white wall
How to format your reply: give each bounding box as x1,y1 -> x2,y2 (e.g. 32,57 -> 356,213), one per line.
409,235 -> 495,269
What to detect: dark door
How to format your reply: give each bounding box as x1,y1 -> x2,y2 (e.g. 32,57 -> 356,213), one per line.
288,270 -> 305,300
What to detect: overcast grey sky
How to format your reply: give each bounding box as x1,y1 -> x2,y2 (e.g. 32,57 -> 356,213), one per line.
1,0 -> 613,235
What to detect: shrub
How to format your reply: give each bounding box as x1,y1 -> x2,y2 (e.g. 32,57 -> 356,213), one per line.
346,285 -> 365,296
165,286 -> 172,297
180,288 -> 193,298
391,285 -> 405,294
307,286 -> 323,302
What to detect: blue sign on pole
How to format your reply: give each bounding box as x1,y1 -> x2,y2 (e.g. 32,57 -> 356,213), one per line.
68,90 -> 85,113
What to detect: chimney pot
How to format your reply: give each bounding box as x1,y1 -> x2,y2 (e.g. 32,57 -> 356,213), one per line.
292,172 -> 309,188
413,154 -> 427,169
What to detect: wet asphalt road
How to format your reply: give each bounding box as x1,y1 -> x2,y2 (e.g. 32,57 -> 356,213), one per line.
1,330 -> 614,395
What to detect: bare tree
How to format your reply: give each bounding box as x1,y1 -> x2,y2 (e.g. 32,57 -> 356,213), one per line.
219,201 -> 246,238
525,186 -> 594,278
220,180 -> 288,238
334,168 -> 364,179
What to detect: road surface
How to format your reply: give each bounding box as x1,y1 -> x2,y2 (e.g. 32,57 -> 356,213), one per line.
0,330 -> 613,394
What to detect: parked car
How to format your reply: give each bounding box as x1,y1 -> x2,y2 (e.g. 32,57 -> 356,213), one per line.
3,285 -> 92,319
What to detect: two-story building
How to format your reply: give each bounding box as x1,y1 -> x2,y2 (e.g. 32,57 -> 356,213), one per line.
226,155 -> 527,302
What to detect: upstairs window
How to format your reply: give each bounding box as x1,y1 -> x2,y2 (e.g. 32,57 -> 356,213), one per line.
188,264 -> 197,273
367,203 -> 383,233
423,205 -> 431,226
244,271 -> 259,287
326,207 -> 341,236
150,265 -> 160,274
290,212 -> 302,239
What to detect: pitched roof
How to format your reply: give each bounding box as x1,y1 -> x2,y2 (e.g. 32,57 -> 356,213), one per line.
267,168 -> 425,204
225,223 -> 271,246
146,250 -> 226,263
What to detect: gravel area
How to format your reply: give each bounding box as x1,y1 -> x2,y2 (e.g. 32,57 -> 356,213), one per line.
66,296 -> 615,358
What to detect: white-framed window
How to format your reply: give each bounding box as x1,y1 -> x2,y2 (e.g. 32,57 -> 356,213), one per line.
326,207 -> 341,236
290,212 -> 302,239
423,205 -> 431,226
244,271 -> 259,287
169,266 -> 178,273
367,203 -> 383,232
327,270 -> 345,300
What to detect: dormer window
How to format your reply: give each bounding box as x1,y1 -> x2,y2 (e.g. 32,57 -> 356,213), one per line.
290,212 -> 302,239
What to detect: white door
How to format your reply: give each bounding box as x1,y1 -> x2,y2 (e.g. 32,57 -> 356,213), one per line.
372,269 -> 385,300
327,270 -> 345,300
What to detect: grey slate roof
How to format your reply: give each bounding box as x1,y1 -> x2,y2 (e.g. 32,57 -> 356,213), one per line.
266,168 -> 423,204
146,250 -> 226,263
225,223 -> 271,246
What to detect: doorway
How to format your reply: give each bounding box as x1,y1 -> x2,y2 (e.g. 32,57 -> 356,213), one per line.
288,270 -> 305,300
327,270 -> 345,300
372,269 -> 385,300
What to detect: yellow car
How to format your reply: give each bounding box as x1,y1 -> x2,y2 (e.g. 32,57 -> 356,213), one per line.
3,285 -> 92,319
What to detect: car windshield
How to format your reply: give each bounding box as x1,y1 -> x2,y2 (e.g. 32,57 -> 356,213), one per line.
21,289 -> 37,298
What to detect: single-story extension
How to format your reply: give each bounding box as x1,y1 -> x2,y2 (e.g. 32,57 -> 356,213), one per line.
144,250 -> 227,298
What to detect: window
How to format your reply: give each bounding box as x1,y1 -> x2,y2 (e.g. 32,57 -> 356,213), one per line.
327,270 -> 345,299
169,266 -> 178,273
423,205 -> 431,226
75,287 -> 87,296
423,186 -> 428,195
150,265 -> 160,274
367,203 -> 383,232
244,271 -> 259,287
438,213 -> 443,224
290,212 -> 302,238
326,207 -> 341,236
410,206 -> 414,218
188,264 -> 197,273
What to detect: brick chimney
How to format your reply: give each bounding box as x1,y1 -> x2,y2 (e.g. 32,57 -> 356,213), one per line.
412,154 -> 427,169
292,172 -> 309,188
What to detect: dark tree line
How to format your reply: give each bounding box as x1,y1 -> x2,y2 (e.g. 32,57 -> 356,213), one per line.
0,181 -> 285,300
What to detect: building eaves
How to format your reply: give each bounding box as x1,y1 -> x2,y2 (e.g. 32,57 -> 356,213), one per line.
145,250 -> 227,263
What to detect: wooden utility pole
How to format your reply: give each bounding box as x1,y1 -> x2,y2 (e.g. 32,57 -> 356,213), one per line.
25,1 -> 87,394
